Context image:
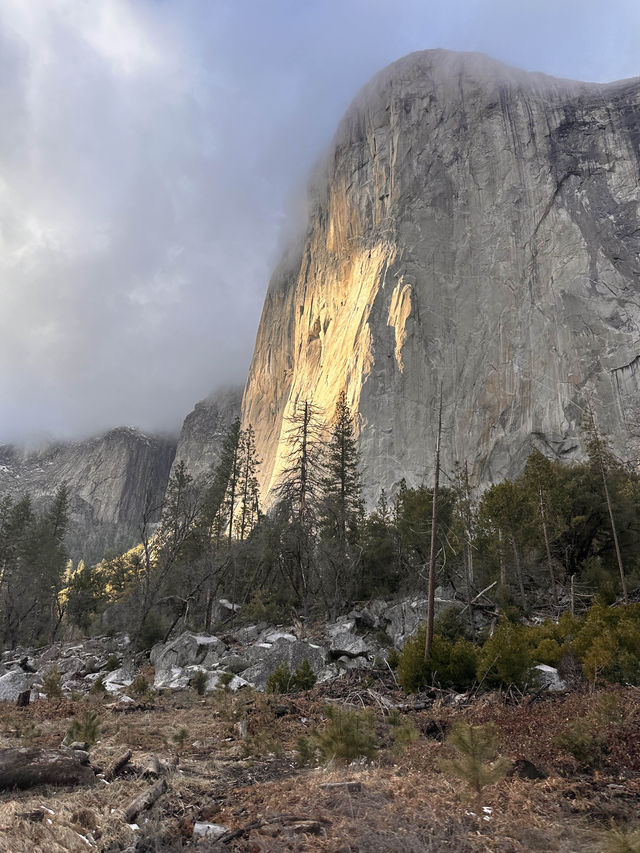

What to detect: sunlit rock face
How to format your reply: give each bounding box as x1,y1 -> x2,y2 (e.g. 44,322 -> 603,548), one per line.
242,49 -> 640,505
171,387 -> 242,484
0,428 -> 176,562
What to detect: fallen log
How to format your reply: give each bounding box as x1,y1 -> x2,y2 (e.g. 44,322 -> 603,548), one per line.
141,754 -> 161,779
0,747 -> 96,790
106,749 -> 132,781
124,778 -> 167,823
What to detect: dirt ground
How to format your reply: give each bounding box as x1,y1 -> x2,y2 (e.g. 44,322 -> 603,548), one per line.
1,675 -> 639,852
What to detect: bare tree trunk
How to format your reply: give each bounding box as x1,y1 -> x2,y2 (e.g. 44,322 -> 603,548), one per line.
498,528 -> 506,587
539,488 -> 558,606
425,389 -> 443,663
512,537 -> 526,611
600,461 -> 628,603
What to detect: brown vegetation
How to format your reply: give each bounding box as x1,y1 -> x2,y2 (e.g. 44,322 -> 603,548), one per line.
1,679 -> 639,852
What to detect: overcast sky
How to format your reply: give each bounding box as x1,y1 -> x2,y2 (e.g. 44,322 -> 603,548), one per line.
1,0 -> 639,444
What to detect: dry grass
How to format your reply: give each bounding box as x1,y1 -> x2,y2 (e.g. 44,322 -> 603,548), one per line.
0,683 -> 638,852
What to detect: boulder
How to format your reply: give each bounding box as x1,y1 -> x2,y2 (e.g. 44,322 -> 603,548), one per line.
534,664 -> 566,692
103,666 -> 134,693
0,670 -> 32,702
242,638 -> 328,690
217,654 -> 250,674
150,631 -> 226,685
384,598 -> 428,648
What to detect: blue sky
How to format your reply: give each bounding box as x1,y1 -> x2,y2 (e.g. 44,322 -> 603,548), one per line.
1,0 -> 639,442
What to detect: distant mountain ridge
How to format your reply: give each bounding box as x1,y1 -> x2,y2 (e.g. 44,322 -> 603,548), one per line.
0,427 -> 176,563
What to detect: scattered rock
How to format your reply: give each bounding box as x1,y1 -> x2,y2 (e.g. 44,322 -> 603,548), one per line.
534,664 -> 567,692
242,638 -> 328,690
192,822 -> 229,840
0,670 -> 32,702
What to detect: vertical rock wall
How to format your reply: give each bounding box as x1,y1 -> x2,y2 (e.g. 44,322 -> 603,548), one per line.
242,50 -> 640,505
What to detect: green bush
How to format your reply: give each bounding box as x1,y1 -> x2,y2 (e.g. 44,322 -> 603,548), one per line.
266,662 -> 294,694
42,666 -> 63,700
136,613 -> 165,651
293,659 -> 317,690
556,717 -> 605,768
533,637 -> 563,665
439,722 -> 511,805
297,705 -> 379,765
190,670 -> 207,696
434,606 -> 467,642
104,655 -> 121,672
603,825 -> 640,853
131,674 -> 151,697
266,660 -> 317,694
90,675 -> 106,695
476,619 -> 532,689
65,710 -> 101,747
573,603 -> 640,685
397,626 -> 477,693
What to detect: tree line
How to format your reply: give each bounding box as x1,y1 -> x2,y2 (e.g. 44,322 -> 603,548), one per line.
2,395 -> 639,650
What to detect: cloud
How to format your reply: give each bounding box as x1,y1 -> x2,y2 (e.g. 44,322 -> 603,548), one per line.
0,0 -> 638,442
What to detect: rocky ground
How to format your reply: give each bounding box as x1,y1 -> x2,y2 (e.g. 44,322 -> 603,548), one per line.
0,601 -> 636,852
0,675 -> 639,852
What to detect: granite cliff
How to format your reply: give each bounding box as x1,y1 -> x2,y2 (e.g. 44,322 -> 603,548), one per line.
242,50 -> 640,505
171,387 -> 242,484
0,428 -> 176,562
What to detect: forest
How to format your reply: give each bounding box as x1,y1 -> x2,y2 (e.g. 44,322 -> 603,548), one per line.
1,391 -> 639,689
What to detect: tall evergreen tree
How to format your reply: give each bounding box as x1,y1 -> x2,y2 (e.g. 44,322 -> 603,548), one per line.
319,391 -> 363,608
235,424 -> 261,541
275,399 -> 326,616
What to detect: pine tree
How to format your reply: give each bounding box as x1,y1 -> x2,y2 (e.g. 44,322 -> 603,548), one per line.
235,424 -> 261,541
275,399 -> 326,615
582,408 -> 628,602
319,391 -> 364,608
439,722 -> 512,807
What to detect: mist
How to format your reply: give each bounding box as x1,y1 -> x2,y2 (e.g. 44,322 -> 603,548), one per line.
1,0 -> 638,444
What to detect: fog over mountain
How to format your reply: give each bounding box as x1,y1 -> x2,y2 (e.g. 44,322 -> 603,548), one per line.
1,0 -> 639,444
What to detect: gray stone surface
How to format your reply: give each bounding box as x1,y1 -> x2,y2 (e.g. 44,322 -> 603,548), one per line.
0,670 -> 31,702
242,638 -> 328,690
0,427 -> 175,562
242,49 -> 640,506
171,387 -> 242,484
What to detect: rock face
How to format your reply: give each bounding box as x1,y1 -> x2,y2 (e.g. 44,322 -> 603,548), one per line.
170,387 -> 242,483
0,427 -> 176,562
242,50 -> 640,505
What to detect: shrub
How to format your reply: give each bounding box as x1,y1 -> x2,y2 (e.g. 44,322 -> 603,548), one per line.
298,705 -> 379,765
266,662 -> 293,694
266,660 -> 317,694
136,613 -> 165,651
104,655 -> 121,672
171,727 -> 189,752
66,710 -> 101,747
573,603 -> 640,685
533,637 -> 563,666
386,648 -> 400,670
603,825 -> 640,853
386,708 -> 419,751
397,626 -> 477,693
556,717 -> 605,768
190,670 -> 207,696
434,606 -> 467,642
42,666 -> 63,700
217,671 -> 234,692
293,659 -> 316,690
131,674 -> 151,697
90,675 -> 106,695
439,722 -> 511,805
476,619 -> 532,688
